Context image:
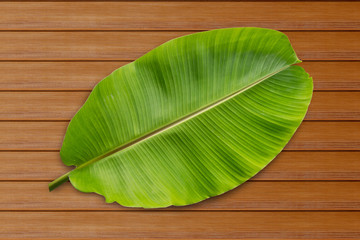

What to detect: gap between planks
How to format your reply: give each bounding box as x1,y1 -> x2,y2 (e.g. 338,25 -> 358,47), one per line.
0,60 -> 360,62
0,90 -> 359,92
0,30 -> 359,32
0,210 -> 359,212
0,180 -> 359,182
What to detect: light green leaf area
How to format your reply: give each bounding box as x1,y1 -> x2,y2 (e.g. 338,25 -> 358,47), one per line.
50,28 -> 313,208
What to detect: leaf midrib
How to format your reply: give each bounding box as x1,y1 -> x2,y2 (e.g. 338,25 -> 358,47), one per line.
78,65 -> 292,168
49,64 -> 293,190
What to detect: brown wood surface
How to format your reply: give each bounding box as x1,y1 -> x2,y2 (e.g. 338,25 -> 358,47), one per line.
0,31 -> 359,60
1,212 -> 359,239
0,2 -> 359,30
1,1 -> 359,239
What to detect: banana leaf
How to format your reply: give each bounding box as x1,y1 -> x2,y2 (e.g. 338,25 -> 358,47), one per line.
49,27 -> 313,208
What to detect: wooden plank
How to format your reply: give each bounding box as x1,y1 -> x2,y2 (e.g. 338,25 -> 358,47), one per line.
0,2 -> 359,30
0,62 -> 359,91
0,62 -> 126,91
0,31 -> 358,60
0,152 -> 69,181
1,181 -> 359,211
0,92 -> 358,121
0,92 -> 87,121
301,61 -> 360,90
307,92 -> 360,120
0,122 -> 359,151
1,151 -> 359,181
254,151 -> 360,181
1,212 -> 359,239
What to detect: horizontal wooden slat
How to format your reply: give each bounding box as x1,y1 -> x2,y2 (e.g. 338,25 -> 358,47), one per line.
1,182 -> 359,211
0,92 -> 85,121
307,92 -> 360,120
0,92 -> 358,120
1,2 -> 359,30
0,122 -> 359,150
302,62 -> 360,90
1,61 -> 359,91
0,31 -> 358,60
1,212 -> 359,239
1,151 -> 359,181
0,62 -> 126,91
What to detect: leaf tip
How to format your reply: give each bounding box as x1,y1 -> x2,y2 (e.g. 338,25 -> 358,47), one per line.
48,172 -> 71,192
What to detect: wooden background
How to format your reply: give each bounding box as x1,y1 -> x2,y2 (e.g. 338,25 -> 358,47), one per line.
1,1 -> 359,239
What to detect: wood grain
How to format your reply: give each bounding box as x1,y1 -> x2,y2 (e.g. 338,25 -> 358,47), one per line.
1,212 -> 359,239
0,122 -> 359,151
301,62 -> 360,90
307,92 -> 360,120
0,62 -> 127,91
1,181 -> 359,210
1,62 -> 359,91
2,151 -> 359,181
0,31 -> 358,60
0,91 -> 358,120
0,2 -> 359,30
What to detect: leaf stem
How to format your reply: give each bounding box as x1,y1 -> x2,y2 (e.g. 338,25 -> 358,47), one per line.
48,172 -> 71,191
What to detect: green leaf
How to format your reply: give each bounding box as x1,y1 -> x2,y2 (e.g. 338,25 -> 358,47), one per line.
49,27 -> 313,208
